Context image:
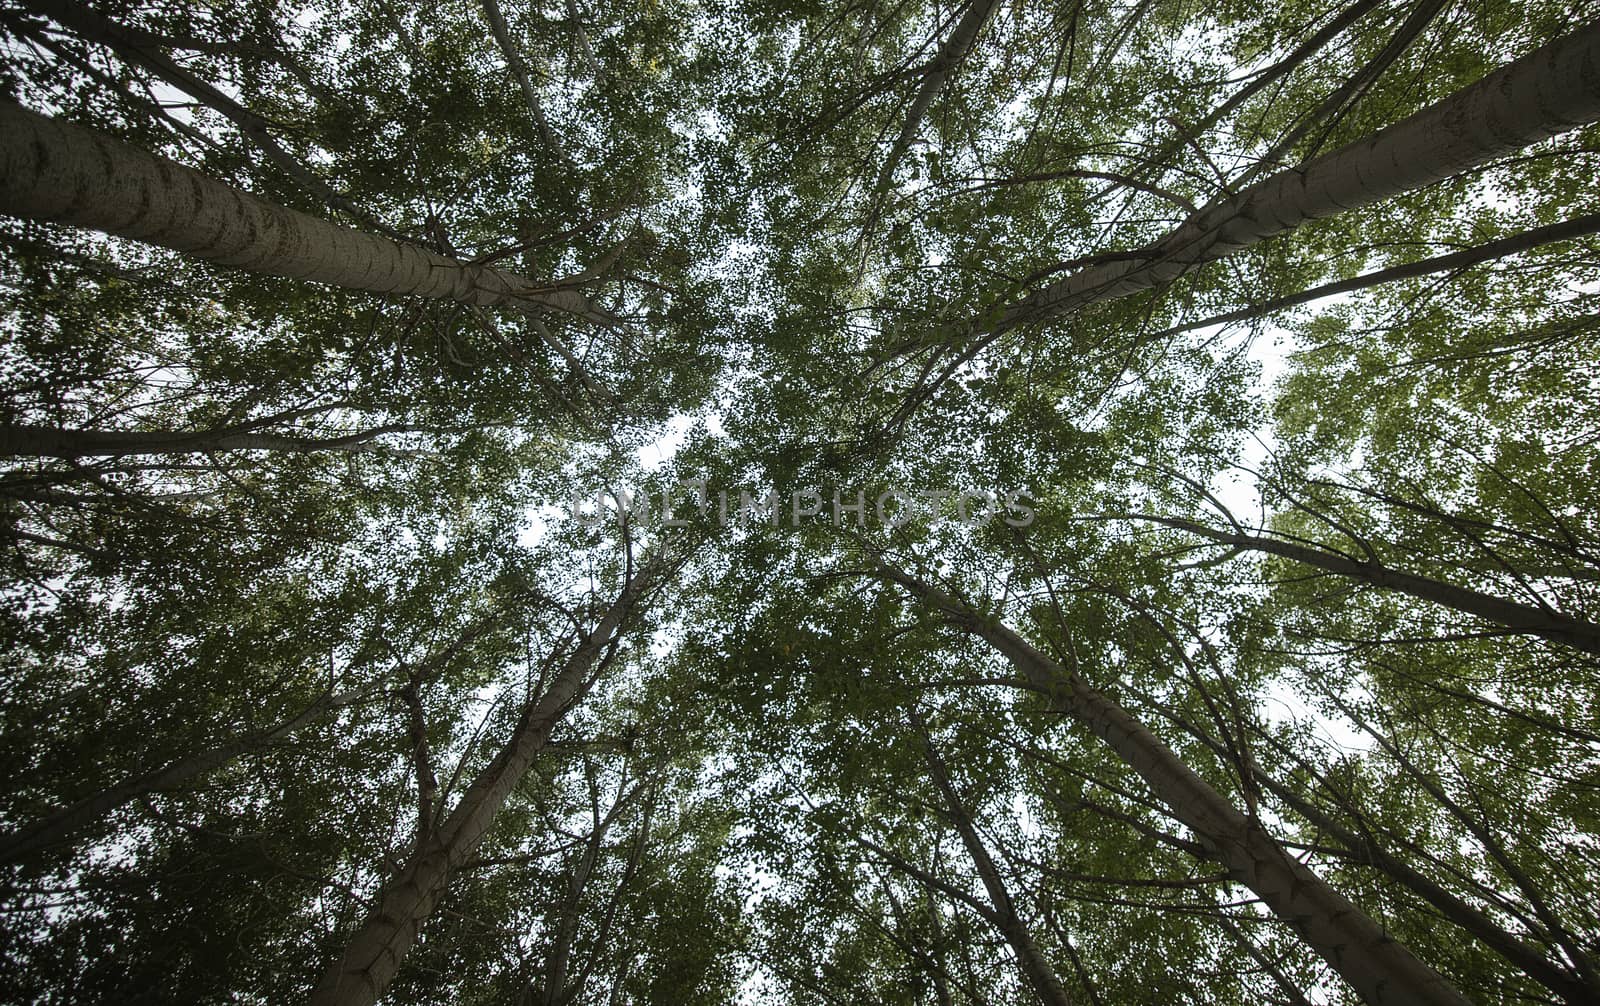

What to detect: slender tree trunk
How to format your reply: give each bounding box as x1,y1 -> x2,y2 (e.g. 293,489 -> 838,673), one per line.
0,423 -> 420,458
1154,210 -> 1600,339
1263,751 -> 1594,1003
1321,690 -> 1600,989
999,20 -> 1600,329
0,687 -> 365,865
873,0 -> 1002,196
566,780 -> 655,1001
1136,515 -> 1600,655
878,563 -> 1472,1006
541,771 -> 641,1006
308,560 -> 661,1006
0,102 -> 607,320
1221,0 -> 1449,198
910,708 -> 1075,1006
479,0 -> 565,160
1133,0 -> 1386,187
1215,914 -> 1313,1006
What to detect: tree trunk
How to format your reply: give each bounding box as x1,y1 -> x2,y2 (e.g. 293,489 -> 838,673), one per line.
540,770 -> 641,1006
1154,210 -> 1600,338
873,0 -> 1002,196
1138,515 -> 1600,655
308,559 -> 661,1006
1252,738 -> 1596,1004
0,101 -> 606,320
0,422 -> 419,458
21,0 -> 401,239
0,687 -> 366,865
999,20 -> 1600,329
878,563 -> 1472,1006
910,707 -> 1076,1006
479,0 -> 565,160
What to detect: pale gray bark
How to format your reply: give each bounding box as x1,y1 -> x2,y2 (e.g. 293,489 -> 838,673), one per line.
479,0 -> 566,160
1156,210 -> 1600,338
21,0 -> 396,238
999,20 -> 1600,329
880,563 -> 1472,1006
1138,515 -> 1600,655
0,102 -> 609,321
873,0 -> 1002,197
308,559 -> 661,1006
911,708 -> 1075,1006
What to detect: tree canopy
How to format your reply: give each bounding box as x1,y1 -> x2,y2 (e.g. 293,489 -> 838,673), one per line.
1,1 -> 1598,1004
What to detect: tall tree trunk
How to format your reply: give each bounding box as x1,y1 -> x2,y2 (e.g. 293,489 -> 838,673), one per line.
873,0 -> 1002,197
910,707 -> 1075,1006
20,0 -> 401,239
0,102 -> 607,321
308,559 -> 661,1006
1134,515 -> 1600,655
0,687 -> 366,865
479,0 -> 566,160
998,20 -> 1600,329
1246,733 -> 1597,1004
878,563 -> 1472,1006
0,422 -> 420,458
1153,210 -> 1600,339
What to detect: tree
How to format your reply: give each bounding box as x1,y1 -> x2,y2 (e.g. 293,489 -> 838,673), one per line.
3,2 -> 1599,1004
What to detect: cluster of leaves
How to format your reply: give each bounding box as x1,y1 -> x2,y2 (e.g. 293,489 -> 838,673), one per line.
2,0 -> 1599,1003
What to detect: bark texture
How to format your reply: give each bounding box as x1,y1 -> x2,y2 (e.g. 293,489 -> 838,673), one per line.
880,564 -> 1473,1006
1158,210 -> 1600,338
1142,516 -> 1600,655
0,101 -> 602,318
999,20 -> 1600,328
874,0 -> 1002,195
307,560 -> 660,1006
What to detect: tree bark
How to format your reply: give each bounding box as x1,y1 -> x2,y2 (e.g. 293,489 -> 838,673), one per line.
308,559 -> 661,1006
1258,747 -> 1596,1004
0,102 -> 607,320
21,0 -> 400,239
873,0 -> 1002,197
1137,515 -> 1600,655
998,20 -> 1600,329
878,563 -> 1472,1006
0,687 -> 366,865
479,0 -> 566,160
0,422 -> 419,458
910,708 -> 1075,1006
1154,210 -> 1600,338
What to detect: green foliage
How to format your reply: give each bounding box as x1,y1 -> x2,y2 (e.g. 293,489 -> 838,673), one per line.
2,1 -> 1599,1004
